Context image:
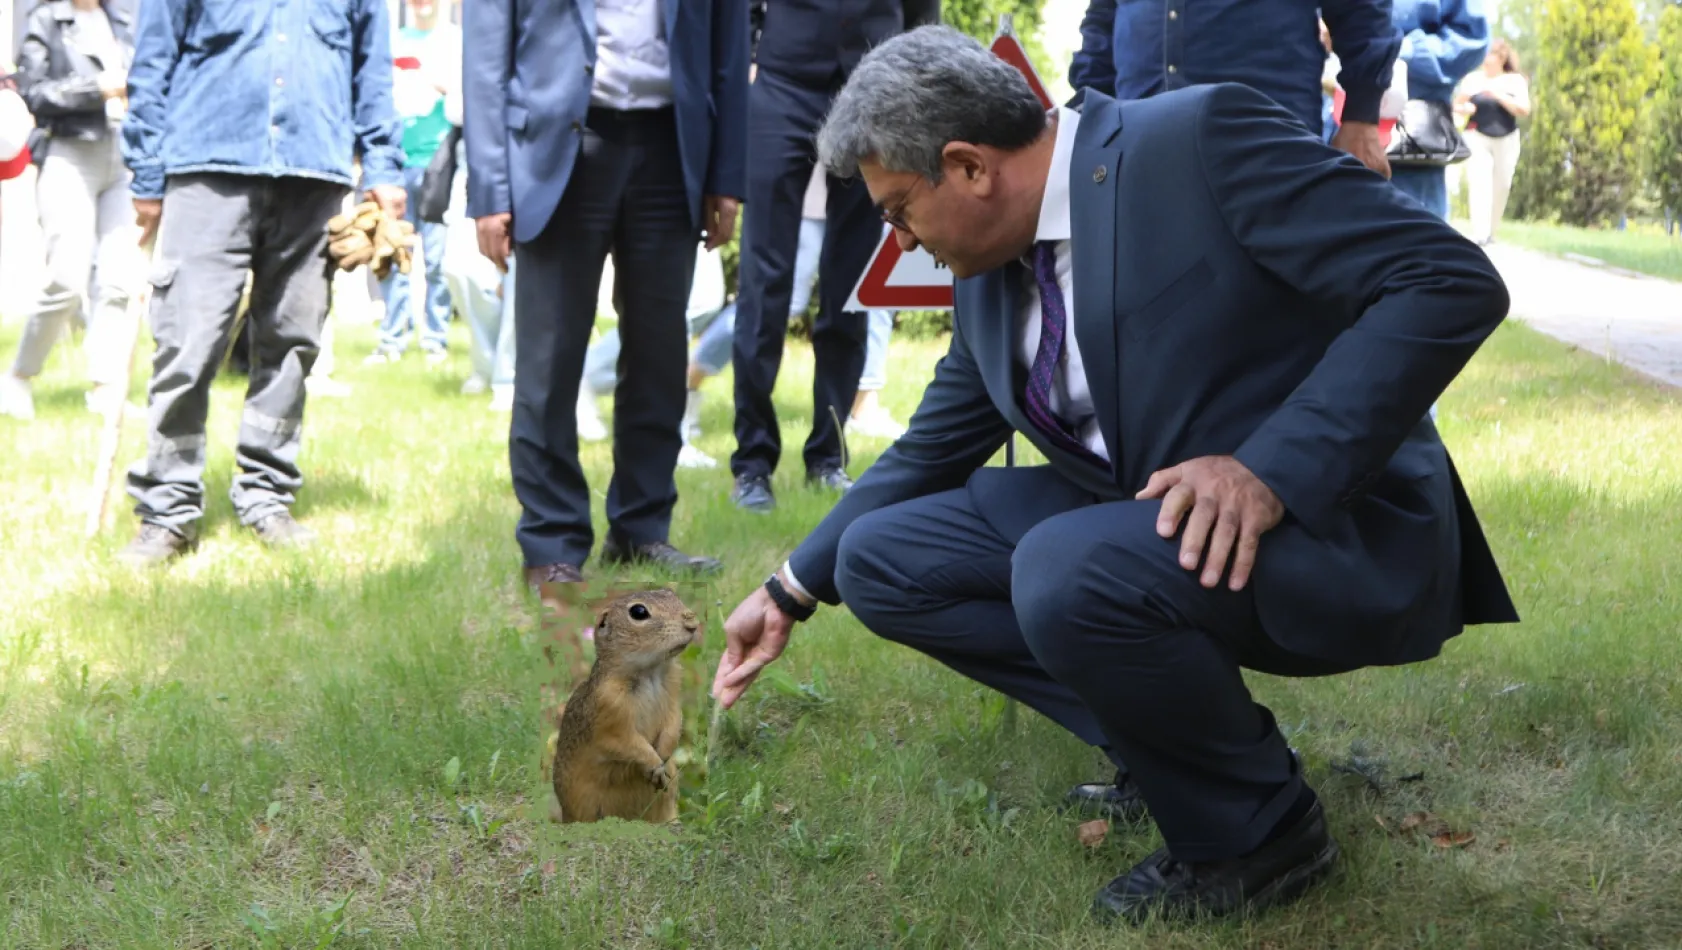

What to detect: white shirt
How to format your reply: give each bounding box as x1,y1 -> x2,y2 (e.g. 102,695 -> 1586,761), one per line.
782,106 -> 1102,602
592,0 -> 674,110
1019,105 -> 1106,462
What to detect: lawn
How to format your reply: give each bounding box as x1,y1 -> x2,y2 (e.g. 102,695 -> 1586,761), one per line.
2,309 -> 1680,949
1491,219 -> 1682,282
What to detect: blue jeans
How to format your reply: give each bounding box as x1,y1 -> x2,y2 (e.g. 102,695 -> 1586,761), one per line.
378,164 -> 452,352
585,301 -> 730,394
1390,165 -> 1449,221
453,256 -> 517,388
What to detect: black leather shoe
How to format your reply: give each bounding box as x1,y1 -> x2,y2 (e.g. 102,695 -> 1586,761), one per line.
732,474 -> 776,513
600,536 -> 723,575
118,523 -> 195,567
251,511 -> 317,548
1091,798 -> 1339,924
1064,771 -> 1150,824
806,464 -> 854,494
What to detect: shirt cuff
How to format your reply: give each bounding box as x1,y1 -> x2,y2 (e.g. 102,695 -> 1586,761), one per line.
780,560 -> 814,603
129,164 -> 166,201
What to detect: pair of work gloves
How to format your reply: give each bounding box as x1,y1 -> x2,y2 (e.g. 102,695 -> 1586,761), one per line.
326,200 -> 416,280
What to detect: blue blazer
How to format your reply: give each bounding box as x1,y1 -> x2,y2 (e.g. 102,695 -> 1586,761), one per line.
790,83 -> 1519,669
463,0 -> 751,244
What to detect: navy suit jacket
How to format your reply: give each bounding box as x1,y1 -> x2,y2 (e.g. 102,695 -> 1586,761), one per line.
463,0 -> 751,244
791,83 -> 1519,669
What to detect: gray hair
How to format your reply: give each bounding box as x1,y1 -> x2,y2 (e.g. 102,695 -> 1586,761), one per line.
816,25 -> 1048,182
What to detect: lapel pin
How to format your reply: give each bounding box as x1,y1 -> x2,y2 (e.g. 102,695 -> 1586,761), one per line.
1093,165 -> 1108,183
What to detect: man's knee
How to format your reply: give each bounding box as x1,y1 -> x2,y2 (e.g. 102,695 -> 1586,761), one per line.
833,509 -> 918,642
1010,505 -> 1179,667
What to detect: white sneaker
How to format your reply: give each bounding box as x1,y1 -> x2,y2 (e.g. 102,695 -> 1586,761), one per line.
849,404 -> 907,440
677,443 -> 718,469
490,384 -> 514,413
305,376 -> 353,398
577,388 -> 607,441
0,375 -> 35,421
363,346 -> 401,365
681,389 -> 705,443
461,375 -> 489,396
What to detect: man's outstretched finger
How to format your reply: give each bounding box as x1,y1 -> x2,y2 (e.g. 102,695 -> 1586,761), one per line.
1202,510 -> 1241,588
1178,495 -> 1220,570
1135,466 -> 1179,500
1229,524 -> 1264,591
1156,482 -> 1197,538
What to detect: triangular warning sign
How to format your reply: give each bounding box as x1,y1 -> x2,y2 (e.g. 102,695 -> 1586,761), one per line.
847,27 -> 1054,312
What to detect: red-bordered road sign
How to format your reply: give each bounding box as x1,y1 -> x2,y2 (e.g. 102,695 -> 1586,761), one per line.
846,24 -> 1053,311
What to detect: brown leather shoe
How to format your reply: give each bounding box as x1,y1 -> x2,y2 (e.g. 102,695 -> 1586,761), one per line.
118,523 -> 195,567
524,562 -> 585,592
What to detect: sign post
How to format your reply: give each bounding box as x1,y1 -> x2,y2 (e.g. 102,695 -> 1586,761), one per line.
844,15 -> 1052,312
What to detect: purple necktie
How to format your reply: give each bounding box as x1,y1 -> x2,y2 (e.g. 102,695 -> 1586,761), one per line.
1024,241 -> 1107,466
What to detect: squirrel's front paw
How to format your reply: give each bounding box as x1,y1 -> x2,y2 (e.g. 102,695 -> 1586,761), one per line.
646,762 -> 672,790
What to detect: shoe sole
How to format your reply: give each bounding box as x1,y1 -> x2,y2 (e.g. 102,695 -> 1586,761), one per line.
600,552 -> 724,575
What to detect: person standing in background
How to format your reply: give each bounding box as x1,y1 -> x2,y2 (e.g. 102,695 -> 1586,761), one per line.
1389,0 -> 1489,219
1069,0 -> 1399,178
367,0 -> 460,365
117,0 -> 407,565
726,0 -> 940,515
1455,38 -> 1527,246
464,0 -> 751,589
1,0 -> 143,423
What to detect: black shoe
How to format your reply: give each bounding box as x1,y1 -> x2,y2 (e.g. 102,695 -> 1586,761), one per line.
600,536 -> 723,575
524,562 -> 587,592
1064,771 -> 1151,824
806,464 -> 854,494
731,474 -> 776,513
1091,797 -> 1339,924
250,511 -> 317,548
118,523 -> 194,567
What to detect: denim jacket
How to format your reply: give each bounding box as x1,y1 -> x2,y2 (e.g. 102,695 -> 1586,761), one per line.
120,0 -> 404,200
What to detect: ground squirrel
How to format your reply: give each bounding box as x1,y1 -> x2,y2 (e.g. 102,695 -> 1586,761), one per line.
551,589 -> 699,824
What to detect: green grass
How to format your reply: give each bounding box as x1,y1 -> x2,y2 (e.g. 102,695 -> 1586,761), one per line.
1492,220 -> 1682,281
2,310 -> 1681,948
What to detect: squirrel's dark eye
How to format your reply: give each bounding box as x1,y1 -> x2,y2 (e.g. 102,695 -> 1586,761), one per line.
629,604 -> 650,621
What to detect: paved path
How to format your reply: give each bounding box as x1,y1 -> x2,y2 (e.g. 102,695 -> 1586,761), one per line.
1484,242 -> 1682,388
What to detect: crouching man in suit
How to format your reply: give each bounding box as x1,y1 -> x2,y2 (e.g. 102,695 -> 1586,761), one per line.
710,25 -> 1517,924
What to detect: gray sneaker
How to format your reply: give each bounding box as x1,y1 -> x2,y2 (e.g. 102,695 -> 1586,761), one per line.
251,512 -> 317,548
119,523 -> 194,567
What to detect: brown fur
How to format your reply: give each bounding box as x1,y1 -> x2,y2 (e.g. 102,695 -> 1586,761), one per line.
551,589 -> 698,824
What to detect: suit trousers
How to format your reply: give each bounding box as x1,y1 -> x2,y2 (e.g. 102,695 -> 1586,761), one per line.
833,465 -> 1355,862
126,173 -> 346,535
730,68 -> 876,480
510,107 -> 696,568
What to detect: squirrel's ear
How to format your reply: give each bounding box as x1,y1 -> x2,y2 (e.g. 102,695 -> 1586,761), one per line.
596,607 -> 610,630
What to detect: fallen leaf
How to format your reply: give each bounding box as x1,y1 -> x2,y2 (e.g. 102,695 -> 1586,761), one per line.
1494,838 -> 1512,853
1398,811 -> 1449,838
1432,831 -> 1476,849
773,802 -> 793,815
541,859 -> 557,878
1077,819 -> 1109,848
1373,814 -> 1390,832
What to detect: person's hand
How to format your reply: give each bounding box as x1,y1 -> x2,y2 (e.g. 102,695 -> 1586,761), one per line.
133,198 -> 162,247
1331,120 -> 1391,179
97,69 -> 127,100
476,212 -> 514,272
1136,455 -> 1284,592
711,584 -> 796,709
702,195 -> 739,251
365,184 -> 407,223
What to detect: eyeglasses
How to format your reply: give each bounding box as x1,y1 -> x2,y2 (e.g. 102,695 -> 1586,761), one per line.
878,177 -> 931,231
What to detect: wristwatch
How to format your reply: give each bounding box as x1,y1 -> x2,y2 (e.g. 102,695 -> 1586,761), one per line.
764,572 -> 817,623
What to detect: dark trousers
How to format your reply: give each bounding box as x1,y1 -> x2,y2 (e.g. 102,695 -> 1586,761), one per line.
510,107 -> 696,568
833,466 -> 1355,862
730,68 -> 877,480
127,173 -> 346,535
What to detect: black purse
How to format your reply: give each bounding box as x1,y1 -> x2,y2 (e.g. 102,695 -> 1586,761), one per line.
1386,99 -> 1471,167
416,124 -> 462,224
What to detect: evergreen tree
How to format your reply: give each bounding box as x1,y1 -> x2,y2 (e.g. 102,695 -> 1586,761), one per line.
1644,3 -> 1682,222
1510,0 -> 1660,225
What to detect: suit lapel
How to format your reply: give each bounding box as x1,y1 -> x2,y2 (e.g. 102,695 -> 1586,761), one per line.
577,0 -> 599,48
1068,97 -> 1125,470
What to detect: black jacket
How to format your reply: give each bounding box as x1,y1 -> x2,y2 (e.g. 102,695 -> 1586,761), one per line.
752,0 -> 941,88
17,0 -> 135,144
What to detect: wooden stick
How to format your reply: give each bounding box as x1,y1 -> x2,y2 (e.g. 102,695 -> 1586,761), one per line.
84,253 -> 153,539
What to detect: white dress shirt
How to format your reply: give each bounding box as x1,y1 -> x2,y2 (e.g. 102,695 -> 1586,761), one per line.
782,106 -> 1102,602
592,0 -> 675,111
1020,105 -> 1106,462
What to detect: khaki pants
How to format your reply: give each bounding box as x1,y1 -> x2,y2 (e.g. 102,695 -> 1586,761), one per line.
1466,128 -> 1521,245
